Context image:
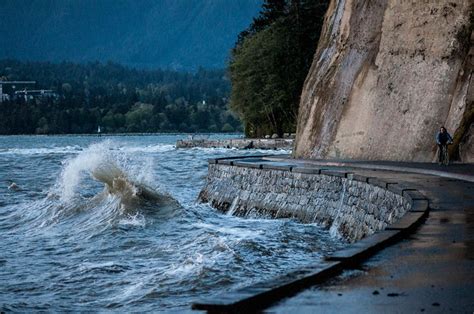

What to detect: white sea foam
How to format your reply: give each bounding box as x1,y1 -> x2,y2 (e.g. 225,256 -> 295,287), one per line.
226,197 -> 239,216
54,140 -> 167,202
193,222 -> 264,241
22,139 -> 182,231
165,253 -> 206,277
0,145 -> 83,155
0,143 -> 176,156
329,223 -> 343,240
118,213 -> 146,227
58,141 -> 111,202
115,144 -> 175,154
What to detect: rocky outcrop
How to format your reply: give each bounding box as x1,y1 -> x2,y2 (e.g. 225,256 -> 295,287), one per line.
294,0 -> 473,162
460,123 -> 474,162
176,138 -> 293,150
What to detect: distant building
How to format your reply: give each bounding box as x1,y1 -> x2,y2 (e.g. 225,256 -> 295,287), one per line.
0,87 -> 8,102
0,81 -> 36,102
0,81 -> 58,102
15,89 -> 58,101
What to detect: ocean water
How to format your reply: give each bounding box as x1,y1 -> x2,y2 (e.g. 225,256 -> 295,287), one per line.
0,134 -> 344,311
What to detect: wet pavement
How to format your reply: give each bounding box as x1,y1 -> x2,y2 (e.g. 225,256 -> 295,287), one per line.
266,159 -> 474,313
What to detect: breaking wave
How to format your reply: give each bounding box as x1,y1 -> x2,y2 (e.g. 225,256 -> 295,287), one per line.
0,135 -> 343,312
17,141 -> 180,231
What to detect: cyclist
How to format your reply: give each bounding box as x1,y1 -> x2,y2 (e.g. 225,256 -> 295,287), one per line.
436,126 -> 453,164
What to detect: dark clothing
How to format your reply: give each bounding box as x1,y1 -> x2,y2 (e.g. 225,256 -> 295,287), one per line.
436,131 -> 452,164
436,131 -> 453,145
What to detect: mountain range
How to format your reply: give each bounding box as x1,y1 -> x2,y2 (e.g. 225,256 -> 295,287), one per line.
0,0 -> 262,70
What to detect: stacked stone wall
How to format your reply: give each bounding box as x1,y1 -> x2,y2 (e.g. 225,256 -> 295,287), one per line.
199,164 -> 411,242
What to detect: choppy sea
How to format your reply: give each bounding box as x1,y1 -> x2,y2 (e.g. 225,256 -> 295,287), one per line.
0,134 -> 343,311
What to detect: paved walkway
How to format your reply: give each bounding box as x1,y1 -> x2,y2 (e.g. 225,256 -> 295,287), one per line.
262,158 -> 474,313
264,156 -> 474,182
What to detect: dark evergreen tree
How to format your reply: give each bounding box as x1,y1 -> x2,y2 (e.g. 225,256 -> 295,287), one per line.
0,60 -> 241,134
230,0 -> 329,137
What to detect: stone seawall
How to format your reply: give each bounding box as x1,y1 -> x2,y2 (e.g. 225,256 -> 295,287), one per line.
176,138 -> 293,150
199,161 -> 411,242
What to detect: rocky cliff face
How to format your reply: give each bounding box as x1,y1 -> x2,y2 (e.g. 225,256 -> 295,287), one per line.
294,0 -> 473,162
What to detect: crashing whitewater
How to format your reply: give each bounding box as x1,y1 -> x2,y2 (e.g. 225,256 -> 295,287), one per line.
29,141 -> 180,230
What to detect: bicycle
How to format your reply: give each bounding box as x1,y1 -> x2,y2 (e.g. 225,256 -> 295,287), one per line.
438,143 -> 451,166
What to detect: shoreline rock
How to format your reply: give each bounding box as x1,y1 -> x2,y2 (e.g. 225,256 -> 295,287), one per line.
176,138 -> 293,150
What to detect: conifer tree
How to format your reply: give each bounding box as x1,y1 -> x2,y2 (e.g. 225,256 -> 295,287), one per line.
230,0 -> 328,137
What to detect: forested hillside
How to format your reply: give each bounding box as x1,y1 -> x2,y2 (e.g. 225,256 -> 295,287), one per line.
0,60 -> 239,134
229,0 -> 328,137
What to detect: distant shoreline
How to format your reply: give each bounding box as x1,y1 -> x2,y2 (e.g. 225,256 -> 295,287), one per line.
0,132 -> 244,137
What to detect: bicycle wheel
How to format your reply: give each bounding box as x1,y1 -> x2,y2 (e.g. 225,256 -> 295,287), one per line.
442,146 -> 449,166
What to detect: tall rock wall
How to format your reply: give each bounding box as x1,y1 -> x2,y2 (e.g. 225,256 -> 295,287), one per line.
294,0 -> 473,162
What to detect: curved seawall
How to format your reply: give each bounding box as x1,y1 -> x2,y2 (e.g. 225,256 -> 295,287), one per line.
199,157 -> 412,242
193,155 -> 439,312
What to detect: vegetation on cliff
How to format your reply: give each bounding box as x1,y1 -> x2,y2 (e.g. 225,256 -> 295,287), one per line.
0,60 -> 240,134
229,0 -> 328,137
